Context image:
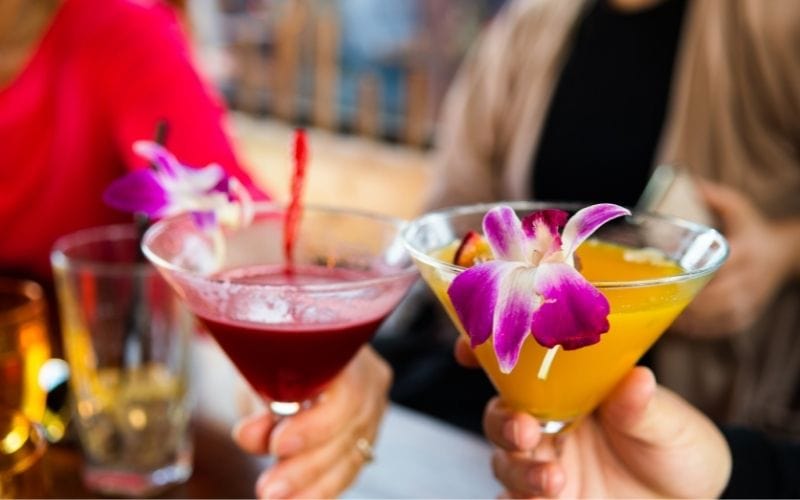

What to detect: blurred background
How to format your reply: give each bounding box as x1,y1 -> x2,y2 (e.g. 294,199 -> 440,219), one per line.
190,0 -> 503,145
181,0 -> 505,217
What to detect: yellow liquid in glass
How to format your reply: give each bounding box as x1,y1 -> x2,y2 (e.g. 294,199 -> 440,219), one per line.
55,277 -> 191,469
0,317 -> 50,424
422,239 -> 708,427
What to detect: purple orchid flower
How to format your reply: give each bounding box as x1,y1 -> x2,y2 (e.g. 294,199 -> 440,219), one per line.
103,141 -> 251,229
447,204 -> 630,374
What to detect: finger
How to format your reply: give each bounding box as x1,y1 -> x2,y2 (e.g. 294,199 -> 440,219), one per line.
268,375 -> 356,457
684,279 -> 736,323
455,337 -> 481,367
685,274 -> 751,335
686,262 -> 744,318
698,181 -> 759,229
256,409 -> 377,499
528,434 -> 565,463
267,347 -> 391,457
491,450 -> 566,498
292,439 -> 371,498
232,411 -> 280,454
483,397 -> 541,452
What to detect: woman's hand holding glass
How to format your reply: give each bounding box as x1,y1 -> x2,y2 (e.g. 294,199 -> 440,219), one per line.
232,346 -> 391,499
456,339 -> 731,499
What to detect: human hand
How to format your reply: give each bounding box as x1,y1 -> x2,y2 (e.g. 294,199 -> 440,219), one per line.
673,181 -> 796,337
483,366 -> 731,498
454,336 -> 481,368
232,346 -> 392,498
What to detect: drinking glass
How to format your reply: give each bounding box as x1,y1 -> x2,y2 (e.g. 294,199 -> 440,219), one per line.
0,280 -> 50,498
51,224 -> 193,496
403,201 -> 728,433
0,409 -> 48,499
0,279 -> 50,425
142,203 -> 417,417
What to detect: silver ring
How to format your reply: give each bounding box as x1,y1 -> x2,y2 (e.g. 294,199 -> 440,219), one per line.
355,437 -> 374,463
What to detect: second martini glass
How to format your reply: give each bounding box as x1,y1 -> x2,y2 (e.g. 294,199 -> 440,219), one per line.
403,202 -> 728,433
142,203 -> 417,416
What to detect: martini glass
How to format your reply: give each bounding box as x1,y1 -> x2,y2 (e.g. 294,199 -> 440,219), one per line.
142,203 -> 417,417
403,201 -> 728,434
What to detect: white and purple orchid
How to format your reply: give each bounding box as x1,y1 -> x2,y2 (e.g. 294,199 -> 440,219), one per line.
447,204 -> 630,375
103,141 -> 252,229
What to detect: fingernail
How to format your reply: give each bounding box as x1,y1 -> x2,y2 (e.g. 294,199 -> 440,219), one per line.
517,422 -> 537,450
528,466 -> 549,495
503,419 -> 519,446
504,417 -> 537,450
231,419 -> 250,444
231,413 -> 262,445
231,420 -> 244,442
256,474 -> 290,499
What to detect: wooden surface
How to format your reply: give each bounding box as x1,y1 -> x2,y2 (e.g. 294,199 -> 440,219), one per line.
44,419 -> 261,499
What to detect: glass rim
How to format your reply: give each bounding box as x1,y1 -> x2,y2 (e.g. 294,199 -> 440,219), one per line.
0,408 -> 47,474
402,200 -> 730,289
0,278 -> 46,327
141,202 -> 419,293
50,224 -> 155,277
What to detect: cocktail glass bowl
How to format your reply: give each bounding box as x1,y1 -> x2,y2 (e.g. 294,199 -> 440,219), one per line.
403,201 -> 728,433
143,203 -> 417,416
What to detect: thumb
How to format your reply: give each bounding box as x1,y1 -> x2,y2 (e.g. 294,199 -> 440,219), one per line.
598,366 -> 700,448
598,366 -> 660,440
597,368 -> 732,498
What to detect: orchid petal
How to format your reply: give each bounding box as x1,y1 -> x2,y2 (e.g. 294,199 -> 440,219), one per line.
102,169 -> 169,217
561,204 -> 630,258
493,265 -> 540,373
483,206 -> 527,262
132,141 -> 180,177
448,261 -> 514,349
134,141 -> 228,194
214,176 -> 231,197
172,162 -> 228,193
191,211 -> 217,230
521,209 -> 568,258
167,190 -> 230,216
531,262 -> 610,350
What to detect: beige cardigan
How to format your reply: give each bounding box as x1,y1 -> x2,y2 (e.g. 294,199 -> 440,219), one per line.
431,0 -> 800,436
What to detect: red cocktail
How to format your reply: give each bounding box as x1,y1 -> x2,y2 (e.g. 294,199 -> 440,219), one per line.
142,204 -> 417,415
198,264 -> 400,404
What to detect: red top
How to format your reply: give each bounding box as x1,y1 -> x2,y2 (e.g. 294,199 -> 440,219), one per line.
0,0 -> 264,281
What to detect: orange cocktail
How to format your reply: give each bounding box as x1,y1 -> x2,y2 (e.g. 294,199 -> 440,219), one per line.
427,240 -> 704,426
404,202 -> 728,433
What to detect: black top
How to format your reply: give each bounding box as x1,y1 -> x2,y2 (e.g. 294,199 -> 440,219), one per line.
722,427 -> 800,498
531,0 -> 688,207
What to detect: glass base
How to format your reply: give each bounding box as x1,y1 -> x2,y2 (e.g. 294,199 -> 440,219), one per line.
82,447 -> 192,497
267,398 -> 316,417
268,401 -> 302,416
540,419 -> 575,434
